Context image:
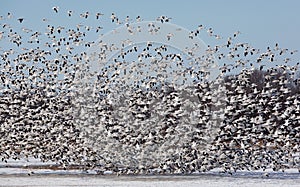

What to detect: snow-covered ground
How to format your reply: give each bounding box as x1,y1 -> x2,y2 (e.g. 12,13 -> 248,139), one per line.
1,158 -> 299,187
1,173 -> 300,187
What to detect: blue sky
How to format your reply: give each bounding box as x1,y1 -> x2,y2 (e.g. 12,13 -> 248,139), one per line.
1,0 -> 300,62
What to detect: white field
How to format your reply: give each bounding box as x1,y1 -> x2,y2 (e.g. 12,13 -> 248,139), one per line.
1,173 -> 300,187
1,158 -> 300,187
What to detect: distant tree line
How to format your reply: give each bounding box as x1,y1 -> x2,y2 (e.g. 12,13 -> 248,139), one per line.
223,68 -> 300,96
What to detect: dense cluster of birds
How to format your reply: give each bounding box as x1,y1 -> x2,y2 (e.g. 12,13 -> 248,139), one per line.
0,8 -> 300,175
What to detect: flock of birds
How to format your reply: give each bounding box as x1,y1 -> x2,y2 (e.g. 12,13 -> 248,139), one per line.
0,7 -> 300,175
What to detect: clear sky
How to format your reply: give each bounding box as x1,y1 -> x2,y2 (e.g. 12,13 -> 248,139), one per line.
1,0 -> 300,62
